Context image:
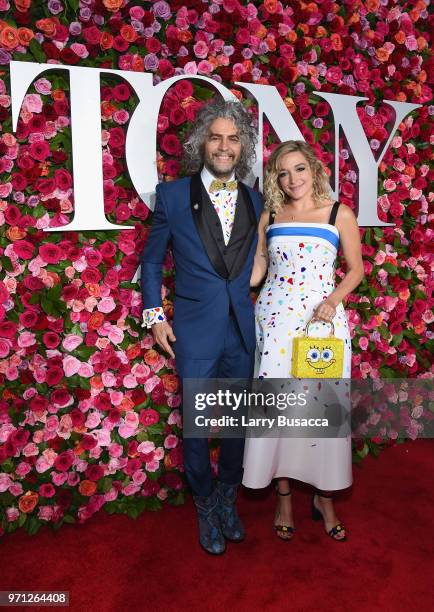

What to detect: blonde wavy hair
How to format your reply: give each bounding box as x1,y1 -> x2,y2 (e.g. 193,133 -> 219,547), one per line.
264,141 -> 333,214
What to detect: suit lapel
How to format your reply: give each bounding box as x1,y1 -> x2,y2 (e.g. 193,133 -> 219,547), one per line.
227,181 -> 257,279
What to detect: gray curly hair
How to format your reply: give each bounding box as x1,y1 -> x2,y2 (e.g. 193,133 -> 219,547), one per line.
183,99 -> 257,179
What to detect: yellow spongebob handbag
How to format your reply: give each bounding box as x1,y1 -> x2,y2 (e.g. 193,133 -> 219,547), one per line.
291,318 -> 344,378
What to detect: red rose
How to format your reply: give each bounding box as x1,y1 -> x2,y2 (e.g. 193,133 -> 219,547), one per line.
299,105 -> 312,119
0,321 -> 17,339
159,59 -> 175,79
325,66 -> 343,84
169,107 -> 186,125
82,25 -> 102,45
45,367 -> 64,386
42,332 -> 60,350
389,322 -> 403,335
94,393 -> 112,411
174,79 -> 193,99
39,243 -> 62,264
82,435 -> 98,450
29,114 -> 47,133
34,178 -> 56,195
113,35 -> 129,52
108,408 -> 121,423
86,464 -> 104,481
10,429 -> 30,448
160,134 -> 182,156
13,239 -> 35,259
54,451 -> 75,472
60,47 -> 80,64
30,395 -> 48,412
160,472 -> 183,490
51,388 -> 71,406
146,37 -> 161,53
39,483 -> 56,498
82,268 -> 102,283
109,126 -> 125,147
116,204 -> 131,222
151,382 -> 166,405
70,409 -> 86,427
139,408 -> 160,426
97,241 -> 115,260
4,205 -> 21,225
11,173 -> 27,191
85,249 -> 103,267
54,169 -> 72,191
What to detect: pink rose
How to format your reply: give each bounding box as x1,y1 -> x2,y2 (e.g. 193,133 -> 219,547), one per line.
118,425 -> 136,439
70,43 -> 89,58
62,334 -> 83,351
0,473 -> 12,493
52,472 -> 68,486
63,355 -> 81,377
0,339 -> 11,358
108,443 -> 123,458
123,374 -> 138,388
38,506 -> 54,521
23,93 -> 43,113
358,337 -> 369,351
97,297 -> 116,314
18,331 -> 36,348
183,61 -> 198,75
78,362 -> 94,378
164,434 -> 179,449
6,507 -> 20,522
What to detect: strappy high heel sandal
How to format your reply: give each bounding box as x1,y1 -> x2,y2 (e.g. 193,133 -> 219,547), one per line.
274,488 -> 295,541
312,491 -> 347,542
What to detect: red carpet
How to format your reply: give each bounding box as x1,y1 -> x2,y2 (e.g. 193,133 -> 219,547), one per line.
1,440 -> 433,612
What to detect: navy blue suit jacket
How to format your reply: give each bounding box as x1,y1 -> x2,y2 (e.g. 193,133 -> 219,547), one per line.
140,174 -> 263,360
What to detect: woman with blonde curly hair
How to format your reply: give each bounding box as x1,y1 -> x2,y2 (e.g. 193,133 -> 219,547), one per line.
243,140 -> 364,542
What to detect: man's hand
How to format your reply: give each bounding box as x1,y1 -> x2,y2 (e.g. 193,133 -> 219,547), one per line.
151,321 -> 176,358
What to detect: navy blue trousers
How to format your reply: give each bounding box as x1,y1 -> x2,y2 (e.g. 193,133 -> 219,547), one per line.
176,314 -> 254,497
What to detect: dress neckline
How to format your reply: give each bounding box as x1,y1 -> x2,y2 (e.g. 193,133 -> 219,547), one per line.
267,222 -> 339,234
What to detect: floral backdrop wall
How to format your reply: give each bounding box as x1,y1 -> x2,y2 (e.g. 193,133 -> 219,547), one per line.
0,0 -> 432,537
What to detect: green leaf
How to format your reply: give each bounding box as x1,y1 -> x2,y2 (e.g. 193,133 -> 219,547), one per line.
1,256 -> 13,272
126,505 -> 142,519
379,366 -> 400,378
0,459 -> 14,473
74,346 -> 97,359
391,333 -> 403,347
63,514 -> 75,524
99,477 -> 113,494
28,293 -> 40,304
381,263 -> 398,275
40,297 -> 56,315
25,516 -> 42,536
47,284 -> 62,301
29,39 -> 47,63
67,0 -> 80,11
78,377 -> 91,390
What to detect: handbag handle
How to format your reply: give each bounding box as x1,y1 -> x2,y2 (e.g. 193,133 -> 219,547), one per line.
305,318 -> 335,337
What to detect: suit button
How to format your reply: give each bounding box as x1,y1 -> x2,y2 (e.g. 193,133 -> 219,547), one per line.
215,222 -> 219,227
217,237 -> 222,242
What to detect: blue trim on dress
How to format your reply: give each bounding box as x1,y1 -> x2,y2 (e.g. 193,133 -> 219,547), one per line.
266,226 -> 339,249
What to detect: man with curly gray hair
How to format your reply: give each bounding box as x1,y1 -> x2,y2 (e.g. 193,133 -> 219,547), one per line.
140,98 -> 263,555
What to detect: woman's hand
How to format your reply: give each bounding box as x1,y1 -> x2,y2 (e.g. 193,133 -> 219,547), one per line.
313,298 -> 337,322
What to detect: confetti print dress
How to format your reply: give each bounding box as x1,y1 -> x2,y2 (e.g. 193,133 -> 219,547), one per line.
243,213 -> 353,491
